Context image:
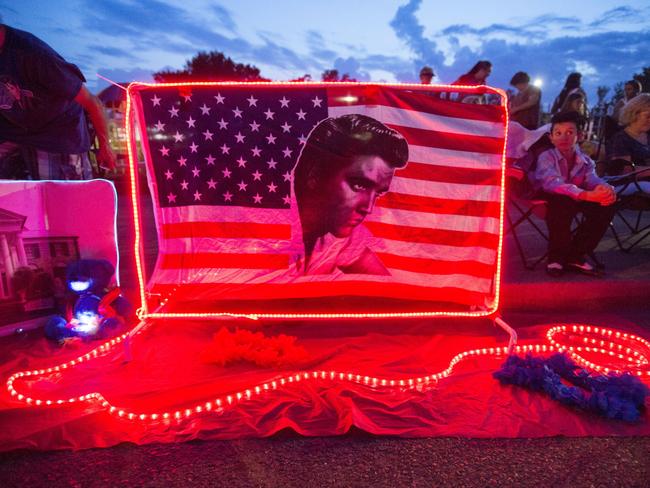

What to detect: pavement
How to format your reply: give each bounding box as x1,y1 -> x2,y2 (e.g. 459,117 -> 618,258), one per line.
501,202 -> 650,312
1,176 -> 649,486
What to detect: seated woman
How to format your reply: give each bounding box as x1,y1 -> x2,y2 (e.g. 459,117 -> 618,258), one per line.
531,112 -> 617,277
607,93 -> 650,175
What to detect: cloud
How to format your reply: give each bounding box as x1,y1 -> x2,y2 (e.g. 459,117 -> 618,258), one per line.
210,4 -> 237,33
386,0 -> 650,105
83,0 -> 250,57
589,6 -> 647,28
389,0 -> 446,70
88,45 -> 140,62
306,31 -> 338,61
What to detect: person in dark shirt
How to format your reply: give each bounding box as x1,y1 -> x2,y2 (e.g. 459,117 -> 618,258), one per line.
0,24 -> 115,179
509,71 -> 541,129
551,72 -> 587,115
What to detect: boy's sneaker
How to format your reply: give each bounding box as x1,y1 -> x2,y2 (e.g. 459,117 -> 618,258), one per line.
566,260 -> 603,277
546,262 -> 564,277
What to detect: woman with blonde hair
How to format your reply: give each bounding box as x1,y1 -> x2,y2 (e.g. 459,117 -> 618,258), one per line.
608,93 -> 650,173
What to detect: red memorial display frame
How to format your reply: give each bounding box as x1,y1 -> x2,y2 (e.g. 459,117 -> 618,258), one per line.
124,81 -> 510,321
3,83 -> 649,450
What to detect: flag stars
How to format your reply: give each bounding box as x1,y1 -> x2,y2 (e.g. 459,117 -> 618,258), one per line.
217,118 -> 229,130
282,195 -> 291,205
181,93 -> 192,102
205,154 -> 216,165
298,134 -> 308,144
251,146 -> 262,157
312,96 -> 323,107
234,132 -> 246,143
281,122 -> 291,133
249,121 -> 260,132
253,193 -> 263,204
154,120 -> 165,131
222,167 -> 232,178
159,145 -> 170,156
151,95 -> 161,106
164,169 -> 173,180
223,191 -> 233,202
283,171 -> 292,181
264,108 -> 275,120
267,182 -> 278,193
252,170 -> 262,181
279,96 -> 290,108
246,95 -> 258,107
238,181 -> 248,191
214,93 -> 225,104
173,131 -> 184,143
296,109 -> 307,120
207,178 -> 217,189
282,147 -> 293,158
192,166 -> 201,178
167,193 -> 177,203
220,143 -> 231,154
193,190 -> 202,201
177,156 -> 187,166
168,106 -> 179,118
203,129 -> 214,140
265,133 -> 277,144
232,107 -> 243,118
189,142 -> 199,153
185,116 -> 196,128
180,180 -> 189,190
267,158 -> 278,169
236,156 -> 247,168
199,104 -> 211,115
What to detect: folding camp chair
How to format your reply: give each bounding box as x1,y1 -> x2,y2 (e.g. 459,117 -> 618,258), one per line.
604,166 -> 650,252
505,166 -> 549,270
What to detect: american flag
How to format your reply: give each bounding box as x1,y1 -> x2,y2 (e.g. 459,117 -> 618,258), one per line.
131,83 -> 506,313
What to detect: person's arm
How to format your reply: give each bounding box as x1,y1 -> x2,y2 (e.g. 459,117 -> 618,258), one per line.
534,150 -> 583,199
74,85 -> 116,171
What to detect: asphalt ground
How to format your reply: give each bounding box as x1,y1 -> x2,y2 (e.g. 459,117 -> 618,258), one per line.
1,176 -> 649,487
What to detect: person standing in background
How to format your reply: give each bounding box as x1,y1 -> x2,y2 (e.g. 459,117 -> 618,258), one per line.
509,71 -> 541,129
551,72 -> 587,115
419,66 -> 434,84
0,23 -> 115,179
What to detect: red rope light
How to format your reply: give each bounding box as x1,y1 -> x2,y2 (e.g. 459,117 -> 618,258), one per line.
124,81 -> 510,319
6,323 -> 649,424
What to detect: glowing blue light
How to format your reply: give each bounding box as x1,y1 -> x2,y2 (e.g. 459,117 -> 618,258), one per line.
69,280 -> 91,292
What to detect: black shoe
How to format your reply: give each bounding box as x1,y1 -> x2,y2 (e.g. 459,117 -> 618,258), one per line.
566,260 -> 604,277
546,262 -> 564,277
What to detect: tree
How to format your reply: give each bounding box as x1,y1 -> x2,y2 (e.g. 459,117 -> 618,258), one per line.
289,74 -> 312,82
596,86 -> 610,107
320,69 -> 356,82
153,51 -> 269,83
632,66 -> 650,93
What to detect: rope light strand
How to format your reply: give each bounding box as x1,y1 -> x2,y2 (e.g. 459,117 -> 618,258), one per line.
6,323 -> 649,424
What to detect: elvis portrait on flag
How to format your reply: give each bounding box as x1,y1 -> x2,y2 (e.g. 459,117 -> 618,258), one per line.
130,83 -> 506,313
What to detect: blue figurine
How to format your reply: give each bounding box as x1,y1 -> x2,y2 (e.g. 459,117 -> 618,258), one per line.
44,259 -> 131,342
